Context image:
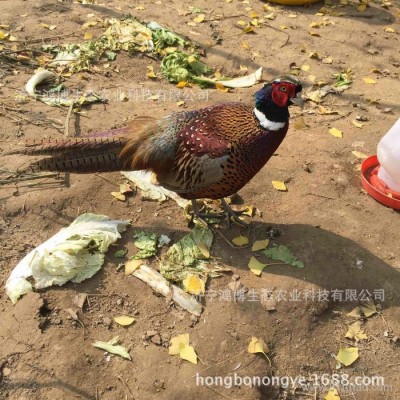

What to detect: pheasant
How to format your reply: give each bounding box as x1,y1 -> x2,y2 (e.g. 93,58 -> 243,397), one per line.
10,75 -> 303,225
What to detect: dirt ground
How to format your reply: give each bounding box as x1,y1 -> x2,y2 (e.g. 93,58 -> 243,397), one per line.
1,0 -> 400,399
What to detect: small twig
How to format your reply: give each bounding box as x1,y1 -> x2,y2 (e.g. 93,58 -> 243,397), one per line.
95,173 -> 120,187
116,375 -> 135,399
64,103 -> 74,137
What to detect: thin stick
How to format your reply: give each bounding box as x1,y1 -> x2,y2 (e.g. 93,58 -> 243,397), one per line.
64,103 -> 74,137
116,375 -> 135,399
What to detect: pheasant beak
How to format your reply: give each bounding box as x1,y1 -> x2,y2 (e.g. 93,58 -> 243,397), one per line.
290,92 -> 304,108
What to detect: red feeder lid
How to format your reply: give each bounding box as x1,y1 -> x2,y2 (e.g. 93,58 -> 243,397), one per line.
361,155 -> 400,210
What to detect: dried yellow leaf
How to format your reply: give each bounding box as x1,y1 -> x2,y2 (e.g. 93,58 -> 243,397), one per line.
237,20 -> 247,26
179,343 -> 198,364
329,128 -> 343,138
336,347 -> 359,366
384,27 -> 396,33
272,181 -> 287,191
293,117 -> 308,130
325,388 -> 341,400
301,64 -> 310,72
111,192 -> 126,201
176,81 -> 187,88
351,120 -> 364,128
248,337 -> 270,363
357,4 -> 367,11
169,334 -> 198,364
309,22 -> 320,28
322,56 -> 333,64
193,14 -> 205,23
363,77 -> 376,84
241,40 -> 250,50
252,239 -> 270,252
114,316 -> 136,326
232,235 -> 249,246
345,321 -> 368,342
243,25 -> 255,34
308,31 -> 321,37
146,65 -> 157,79
84,32 -> 93,40
352,151 -> 368,159
248,256 -> 268,276
176,100 -> 185,107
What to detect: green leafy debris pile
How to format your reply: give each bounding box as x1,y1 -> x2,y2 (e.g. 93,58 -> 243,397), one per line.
42,17 -> 213,83
159,226 -> 214,286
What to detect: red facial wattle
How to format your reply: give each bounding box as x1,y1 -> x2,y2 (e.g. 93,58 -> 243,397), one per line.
271,82 -> 296,107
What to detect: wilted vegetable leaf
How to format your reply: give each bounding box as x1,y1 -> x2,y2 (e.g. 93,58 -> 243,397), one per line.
272,181 -> 287,191
125,259 -> 144,275
92,337 -> 131,360
183,274 -> 205,295
263,245 -> 304,268
114,249 -> 127,258
132,231 -> 157,259
232,235 -> 249,246
114,316 -> 136,326
336,347 -> 359,366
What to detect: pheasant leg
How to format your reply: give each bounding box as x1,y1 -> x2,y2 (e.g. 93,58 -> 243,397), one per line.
220,198 -> 249,228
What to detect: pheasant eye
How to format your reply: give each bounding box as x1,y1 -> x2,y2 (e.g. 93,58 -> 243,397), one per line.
280,86 -> 287,92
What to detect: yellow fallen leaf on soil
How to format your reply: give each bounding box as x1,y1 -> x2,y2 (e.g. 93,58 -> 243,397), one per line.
146,65 -> 157,79
325,388 -> 341,400
125,259 -> 144,275
84,32 -> 93,40
176,81 -> 187,88
329,128 -> 343,138
322,56 -> 333,64
114,316 -> 136,326
360,300 -> 378,317
119,182 -> 133,194
272,181 -> 287,191
363,77 -> 376,84
301,64 -> 310,72
232,235 -> 249,246
336,347 -> 359,366
248,256 -> 268,276
384,27 -> 396,33
193,14 -> 205,23
111,192 -> 126,201
169,334 -> 189,355
293,117 -> 308,130
252,239 -> 270,252
179,343 -> 198,364
309,31 -> 321,37
242,40 -> 250,50
351,120 -> 364,128
248,336 -> 269,354
183,274 -> 205,295
176,100 -> 185,107
357,3 -> 367,11
345,321 -> 368,342
309,22 -> 320,28
169,334 -> 198,364
237,20 -> 247,26
352,151 -> 368,159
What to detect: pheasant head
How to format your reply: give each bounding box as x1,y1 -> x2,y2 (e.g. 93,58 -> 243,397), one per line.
254,75 -> 303,130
